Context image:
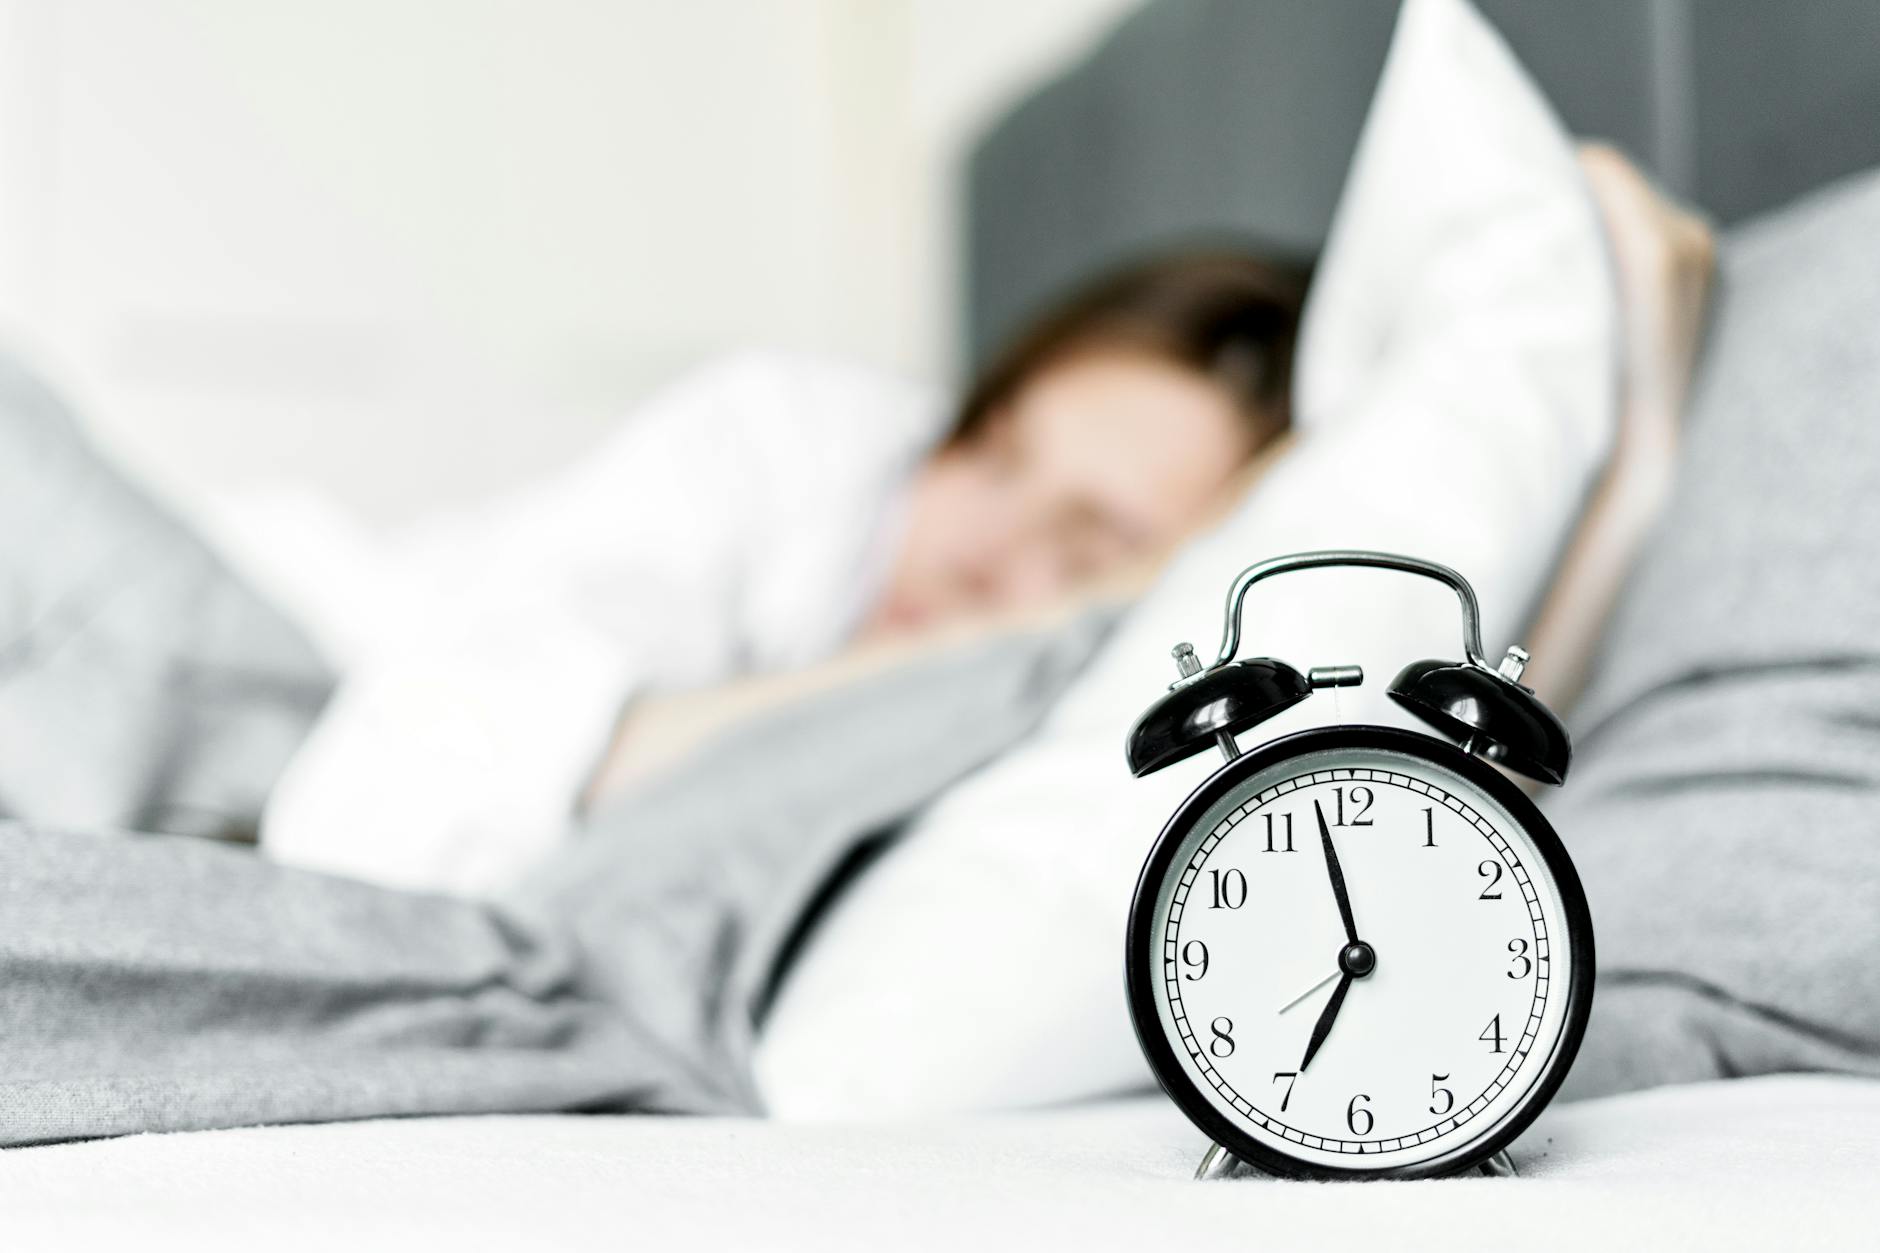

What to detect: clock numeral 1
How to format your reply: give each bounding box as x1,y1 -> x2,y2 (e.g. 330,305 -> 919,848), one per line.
1507,937 -> 1533,979
1479,1013 -> 1507,1054
1263,812 -> 1295,853
1180,940 -> 1210,981
1345,1093 -> 1373,1136
1429,1073 -> 1454,1116
1331,786 -> 1374,827
1422,806 -> 1436,848
1271,1071 -> 1298,1113
1209,1017 -> 1236,1058
1208,868 -> 1247,910
1477,859 -> 1505,899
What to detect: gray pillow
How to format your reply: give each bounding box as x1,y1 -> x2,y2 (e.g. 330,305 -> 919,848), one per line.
0,350 -> 333,840
1547,166 -> 1880,1098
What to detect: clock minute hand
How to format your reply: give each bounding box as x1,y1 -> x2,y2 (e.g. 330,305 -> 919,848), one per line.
1314,800 -> 1360,945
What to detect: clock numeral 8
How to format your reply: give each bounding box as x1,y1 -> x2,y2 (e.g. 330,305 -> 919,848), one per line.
1209,1017 -> 1235,1058
1345,1093 -> 1373,1137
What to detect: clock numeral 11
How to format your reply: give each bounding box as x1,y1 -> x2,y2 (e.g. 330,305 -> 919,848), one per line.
1263,812 -> 1295,853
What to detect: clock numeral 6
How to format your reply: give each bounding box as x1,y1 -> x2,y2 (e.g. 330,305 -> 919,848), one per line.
1180,940 -> 1210,981
1208,868 -> 1247,910
1507,937 -> 1533,980
1429,1073 -> 1454,1116
1477,859 -> 1505,900
1209,1017 -> 1236,1058
1271,1071 -> 1298,1112
1345,1093 -> 1373,1136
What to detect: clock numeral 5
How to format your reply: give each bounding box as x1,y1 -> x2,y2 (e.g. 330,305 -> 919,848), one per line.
1263,812 -> 1295,853
1271,1071 -> 1298,1112
1330,786 -> 1374,827
1180,940 -> 1210,981
1345,1093 -> 1374,1136
1429,1073 -> 1454,1116
1207,868 -> 1247,910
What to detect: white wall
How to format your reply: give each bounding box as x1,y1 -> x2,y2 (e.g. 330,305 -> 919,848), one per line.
0,0 -> 1139,525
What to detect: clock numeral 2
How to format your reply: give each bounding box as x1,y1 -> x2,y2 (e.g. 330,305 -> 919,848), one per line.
1209,1017 -> 1236,1058
1208,868 -> 1247,910
1331,786 -> 1374,827
1263,812 -> 1295,853
1477,859 -> 1505,899
1345,1093 -> 1373,1136
1271,1071 -> 1298,1112
1480,1013 -> 1507,1054
1429,1073 -> 1454,1116
1180,940 -> 1210,981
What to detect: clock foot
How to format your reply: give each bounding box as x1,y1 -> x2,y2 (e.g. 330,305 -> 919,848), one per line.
1194,1141 -> 1242,1180
1479,1150 -> 1517,1178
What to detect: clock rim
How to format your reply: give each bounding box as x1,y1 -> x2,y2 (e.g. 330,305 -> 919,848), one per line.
1124,723 -> 1596,1181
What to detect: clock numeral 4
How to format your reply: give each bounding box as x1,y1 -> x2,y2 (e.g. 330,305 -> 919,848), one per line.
1330,786 -> 1374,827
1479,1013 -> 1507,1054
1180,940 -> 1210,981
1209,1017 -> 1236,1058
1262,812 -> 1295,853
1477,859 -> 1505,900
1345,1093 -> 1373,1136
1271,1071 -> 1298,1113
1208,868 -> 1247,910
1507,937 -> 1533,980
1429,1073 -> 1454,1116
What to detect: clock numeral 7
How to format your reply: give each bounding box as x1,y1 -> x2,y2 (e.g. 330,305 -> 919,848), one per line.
1262,812 -> 1295,853
1330,786 -> 1374,827
1271,1071 -> 1298,1112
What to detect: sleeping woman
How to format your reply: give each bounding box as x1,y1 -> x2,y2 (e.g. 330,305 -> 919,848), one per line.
261,144 -> 1711,904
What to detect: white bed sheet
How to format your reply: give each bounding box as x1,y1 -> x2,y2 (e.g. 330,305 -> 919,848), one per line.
2,1076 -> 1871,1251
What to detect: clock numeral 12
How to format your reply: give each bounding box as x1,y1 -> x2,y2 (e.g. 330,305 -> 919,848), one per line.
1331,786 -> 1374,827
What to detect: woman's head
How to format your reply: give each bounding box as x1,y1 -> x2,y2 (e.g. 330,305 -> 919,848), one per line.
871,250 -> 1309,634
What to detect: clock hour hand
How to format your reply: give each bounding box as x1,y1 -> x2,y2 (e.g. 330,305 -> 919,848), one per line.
1299,970 -> 1352,1071
1314,800 -> 1360,945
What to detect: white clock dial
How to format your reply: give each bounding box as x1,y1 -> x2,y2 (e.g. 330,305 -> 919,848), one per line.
1142,740 -> 1579,1174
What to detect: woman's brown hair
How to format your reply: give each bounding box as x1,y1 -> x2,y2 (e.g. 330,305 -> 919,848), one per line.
950,249 -> 1311,449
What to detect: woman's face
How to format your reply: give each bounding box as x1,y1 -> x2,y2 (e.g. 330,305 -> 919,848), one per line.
869,351 -> 1261,635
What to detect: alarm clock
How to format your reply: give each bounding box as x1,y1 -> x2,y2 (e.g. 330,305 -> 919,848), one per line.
1123,550 -> 1593,1181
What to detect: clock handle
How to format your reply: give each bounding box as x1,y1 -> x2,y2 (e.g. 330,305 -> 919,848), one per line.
1210,549 -> 1490,670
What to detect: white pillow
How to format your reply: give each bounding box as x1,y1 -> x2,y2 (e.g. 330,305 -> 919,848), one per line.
756,0 -> 1616,1117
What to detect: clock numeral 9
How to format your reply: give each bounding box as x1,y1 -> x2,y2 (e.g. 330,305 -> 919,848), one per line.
1209,1017 -> 1235,1058
1345,1093 -> 1373,1136
1263,812 -> 1295,853
1331,786 -> 1374,827
1208,868 -> 1247,910
1479,1013 -> 1506,1054
1180,940 -> 1210,981
1429,1073 -> 1454,1116
1507,937 -> 1533,980
1477,859 -> 1505,900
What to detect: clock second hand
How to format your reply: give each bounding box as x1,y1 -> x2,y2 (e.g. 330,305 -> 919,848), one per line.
1276,970 -> 1339,1014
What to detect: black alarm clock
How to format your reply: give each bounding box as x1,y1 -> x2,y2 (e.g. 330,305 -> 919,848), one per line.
1123,550 -> 1594,1181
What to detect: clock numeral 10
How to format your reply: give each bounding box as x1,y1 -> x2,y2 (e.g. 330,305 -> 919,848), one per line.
1480,1013 -> 1507,1054
1208,868 -> 1247,910
1263,812 -> 1295,853
1345,1093 -> 1373,1136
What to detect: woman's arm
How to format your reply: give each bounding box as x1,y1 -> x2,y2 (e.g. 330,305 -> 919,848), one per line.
1520,145 -> 1716,710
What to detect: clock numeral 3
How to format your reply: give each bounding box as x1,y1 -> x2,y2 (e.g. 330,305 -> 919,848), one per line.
1180,940 -> 1210,981
1208,868 -> 1247,910
1477,859 -> 1505,900
1271,1071 -> 1298,1113
1263,812 -> 1295,853
1479,1013 -> 1507,1054
1507,937 -> 1533,980
1331,786 -> 1374,827
1209,1017 -> 1236,1058
1345,1093 -> 1373,1136
1429,1073 -> 1454,1116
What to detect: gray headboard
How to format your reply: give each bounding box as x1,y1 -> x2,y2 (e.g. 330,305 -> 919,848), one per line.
964,0 -> 1880,364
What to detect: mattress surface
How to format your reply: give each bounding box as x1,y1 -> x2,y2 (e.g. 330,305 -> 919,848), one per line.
2,1075 -> 1872,1250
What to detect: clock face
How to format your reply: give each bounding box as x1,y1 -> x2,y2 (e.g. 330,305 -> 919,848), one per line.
1128,726 -> 1592,1178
